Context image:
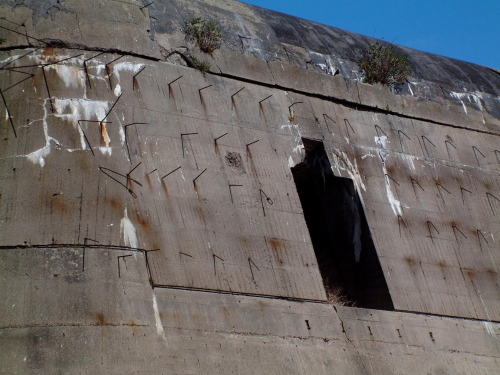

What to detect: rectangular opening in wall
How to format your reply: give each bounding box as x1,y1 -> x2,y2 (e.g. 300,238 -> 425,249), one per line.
292,139 -> 394,310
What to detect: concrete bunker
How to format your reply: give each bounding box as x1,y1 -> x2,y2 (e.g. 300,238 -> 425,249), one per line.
292,139 -> 394,310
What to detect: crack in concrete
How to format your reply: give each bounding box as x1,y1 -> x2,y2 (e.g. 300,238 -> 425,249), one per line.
332,305 -> 370,375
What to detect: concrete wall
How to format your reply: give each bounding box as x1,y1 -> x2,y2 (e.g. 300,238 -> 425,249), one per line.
1,0 -> 499,373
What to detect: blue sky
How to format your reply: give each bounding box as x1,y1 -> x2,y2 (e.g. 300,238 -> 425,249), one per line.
243,0 -> 499,69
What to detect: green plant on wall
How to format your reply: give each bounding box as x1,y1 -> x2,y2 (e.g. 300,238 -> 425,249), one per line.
358,42 -> 410,86
182,17 -> 222,56
188,55 -> 211,76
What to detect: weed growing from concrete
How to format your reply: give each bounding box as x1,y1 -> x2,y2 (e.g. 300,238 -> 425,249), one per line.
323,278 -> 353,306
183,17 -> 222,56
359,42 -> 410,86
188,55 -> 211,76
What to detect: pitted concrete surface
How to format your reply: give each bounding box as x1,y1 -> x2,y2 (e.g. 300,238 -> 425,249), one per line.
0,0 -> 499,373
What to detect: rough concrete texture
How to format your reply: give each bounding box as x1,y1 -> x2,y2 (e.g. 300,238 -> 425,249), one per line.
0,0 -> 499,373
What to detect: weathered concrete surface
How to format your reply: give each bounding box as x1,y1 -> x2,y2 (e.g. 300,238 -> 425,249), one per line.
1,247 -> 499,374
1,0 -> 500,373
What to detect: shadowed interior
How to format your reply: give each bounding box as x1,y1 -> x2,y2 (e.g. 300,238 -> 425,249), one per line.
292,139 -> 394,310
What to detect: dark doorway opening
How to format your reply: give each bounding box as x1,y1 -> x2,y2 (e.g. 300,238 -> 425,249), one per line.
292,139 -> 394,310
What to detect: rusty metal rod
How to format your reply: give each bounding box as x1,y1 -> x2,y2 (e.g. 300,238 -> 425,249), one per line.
41,66 -> 54,113
214,132 -> 228,151
181,132 -> 198,158
472,146 -> 485,166
259,95 -> 272,104
83,52 -> 104,89
0,88 -> 16,138
398,130 -> 410,151
229,184 -> 243,203
193,168 -> 207,185
161,166 -> 181,180
132,66 -> 146,90
344,119 -> 355,135
375,125 -> 388,138
2,74 -> 35,92
102,93 -> 122,122
124,122 -> 148,163
105,55 -> 124,89
0,48 -> 38,69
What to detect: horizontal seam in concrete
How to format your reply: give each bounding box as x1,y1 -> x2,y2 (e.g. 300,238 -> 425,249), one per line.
152,284 -> 325,304
0,323 -> 149,330
0,243 -> 152,252
2,323 -> 495,358
2,243 -> 500,324
2,44 -> 497,137
211,70 -> 500,137
165,325 -> 344,343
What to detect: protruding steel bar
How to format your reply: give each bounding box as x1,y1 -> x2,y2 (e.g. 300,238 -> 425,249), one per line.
375,125 -> 388,138
472,146 -> 485,166
259,189 -> 273,217
41,66 -> 54,113
124,122 -> 148,163
460,187 -> 472,205
99,166 -> 138,198
0,25 -> 43,44
140,1 -> 154,14
452,225 -> 467,244
229,184 -> 243,203
77,120 -> 107,156
259,95 -> 272,104
410,178 -> 425,201
198,84 -> 212,103
344,119 -> 355,136
426,221 -> 439,243
231,87 -> 245,101
161,166 -> 181,180
398,215 -> 408,238
398,130 -> 410,152
246,139 -> 259,160
385,174 -> 400,186
127,162 -> 143,189
83,52 -> 104,89
168,75 -> 183,98
181,132 -> 198,158
214,132 -> 228,151
2,73 -> 35,92
436,183 -> 451,203
193,168 -> 207,186
421,136 -> 436,157
323,114 -> 336,133
133,67 -> 146,90
477,229 -> 489,251
117,255 -> 132,278
444,140 -> 456,159
102,93 -> 122,122
0,48 -> 38,69
0,88 -> 16,137
486,192 -> 500,216
105,55 -> 124,89
288,101 -> 303,118
248,257 -> 260,281
246,140 -> 259,148
213,254 -> 224,275
494,150 -> 500,164
179,252 -> 193,258
6,54 -> 82,70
